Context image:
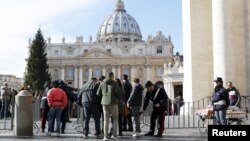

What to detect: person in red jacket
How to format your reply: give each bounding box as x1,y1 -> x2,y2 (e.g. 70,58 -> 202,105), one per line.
46,80 -> 68,136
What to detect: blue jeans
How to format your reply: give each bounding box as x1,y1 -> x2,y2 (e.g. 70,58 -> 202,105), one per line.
48,106 -> 62,133
214,109 -> 227,125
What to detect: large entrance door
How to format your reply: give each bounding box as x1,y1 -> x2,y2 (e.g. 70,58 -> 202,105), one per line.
174,85 -> 183,98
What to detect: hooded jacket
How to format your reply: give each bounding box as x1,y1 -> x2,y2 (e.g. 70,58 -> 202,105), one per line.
97,78 -> 121,105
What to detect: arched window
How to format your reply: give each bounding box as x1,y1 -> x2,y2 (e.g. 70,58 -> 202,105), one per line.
156,46 -> 163,54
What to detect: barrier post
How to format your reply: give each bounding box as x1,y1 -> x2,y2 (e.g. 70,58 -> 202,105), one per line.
14,90 -> 33,136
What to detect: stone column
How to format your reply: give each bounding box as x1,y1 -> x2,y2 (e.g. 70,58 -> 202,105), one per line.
74,66 -> 78,88
79,66 -> 83,88
61,65 -> 65,80
102,65 -> 106,77
212,0 -> 246,94
244,0 -> 250,96
130,65 -> 135,81
145,64 -> 151,82
117,65 -> 121,79
89,65 -> 93,80
212,0 -> 226,79
112,65 -> 116,76
182,0 -> 213,102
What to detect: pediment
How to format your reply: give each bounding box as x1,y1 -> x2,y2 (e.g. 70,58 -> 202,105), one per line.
80,48 -> 114,58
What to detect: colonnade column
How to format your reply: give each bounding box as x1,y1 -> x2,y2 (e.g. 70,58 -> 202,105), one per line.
145,64 -> 151,82
88,65 -> 93,80
79,66 -> 83,88
212,0 -> 246,94
112,65 -> 116,76
130,65 -> 135,81
212,0 -> 226,79
117,65 -> 121,79
61,65 -> 65,81
74,66 -> 78,88
102,65 -> 106,77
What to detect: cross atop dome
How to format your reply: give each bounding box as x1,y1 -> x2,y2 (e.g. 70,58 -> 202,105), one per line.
115,0 -> 126,11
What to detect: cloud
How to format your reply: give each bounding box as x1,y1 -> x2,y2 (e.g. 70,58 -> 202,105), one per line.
0,0 -> 101,78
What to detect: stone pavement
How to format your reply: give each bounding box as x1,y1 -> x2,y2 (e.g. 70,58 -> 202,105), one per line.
0,118 -> 208,141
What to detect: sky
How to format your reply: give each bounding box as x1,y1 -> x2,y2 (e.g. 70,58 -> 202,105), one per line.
0,0 -> 182,78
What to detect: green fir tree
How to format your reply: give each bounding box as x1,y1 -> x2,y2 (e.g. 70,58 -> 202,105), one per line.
25,29 -> 51,91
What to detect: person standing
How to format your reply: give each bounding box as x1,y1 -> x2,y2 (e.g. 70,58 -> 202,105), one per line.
47,80 -> 68,136
0,82 -> 12,118
122,74 -> 133,132
99,75 -> 106,134
80,77 -> 101,139
226,81 -> 241,107
143,80 -> 168,137
212,77 -> 229,125
40,94 -> 50,133
97,72 -> 122,141
127,78 -> 144,137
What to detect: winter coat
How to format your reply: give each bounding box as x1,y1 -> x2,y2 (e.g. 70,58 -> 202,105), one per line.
143,86 -> 169,110
97,78 -> 122,105
47,87 -> 68,109
79,81 -> 100,106
0,85 -> 11,100
127,84 -> 144,107
212,85 -> 229,111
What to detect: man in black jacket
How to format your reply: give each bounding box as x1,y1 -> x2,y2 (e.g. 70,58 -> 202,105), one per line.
122,74 -> 133,132
143,81 -> 168,137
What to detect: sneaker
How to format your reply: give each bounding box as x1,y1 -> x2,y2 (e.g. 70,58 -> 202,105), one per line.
103,137 -> 108,141
56,132 -> 60,136
144,131 -> 154,136
46,132 -> 51,136
110,136 -> 117,140
132,132 -> 141,137
84,135 -> 89,139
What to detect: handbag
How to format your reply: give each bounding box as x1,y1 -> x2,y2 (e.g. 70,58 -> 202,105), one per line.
123,104 -> 130,116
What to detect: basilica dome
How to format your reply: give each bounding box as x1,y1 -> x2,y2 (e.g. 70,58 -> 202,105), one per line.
96,0 -> 142,43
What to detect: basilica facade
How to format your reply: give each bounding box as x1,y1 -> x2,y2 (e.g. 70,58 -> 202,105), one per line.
45,0 -> 174,88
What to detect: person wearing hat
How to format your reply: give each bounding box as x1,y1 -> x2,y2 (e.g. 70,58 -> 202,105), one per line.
211,77 -> 229,125
143,80 -> 169,137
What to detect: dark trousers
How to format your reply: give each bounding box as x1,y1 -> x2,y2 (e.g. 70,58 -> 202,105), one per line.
150,107 -> 166,134
83,104 -> 101,135
61,104 -> 69,133
0,99 -> 10,118
122,111 -> 133,130
41,109 -> 49,131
